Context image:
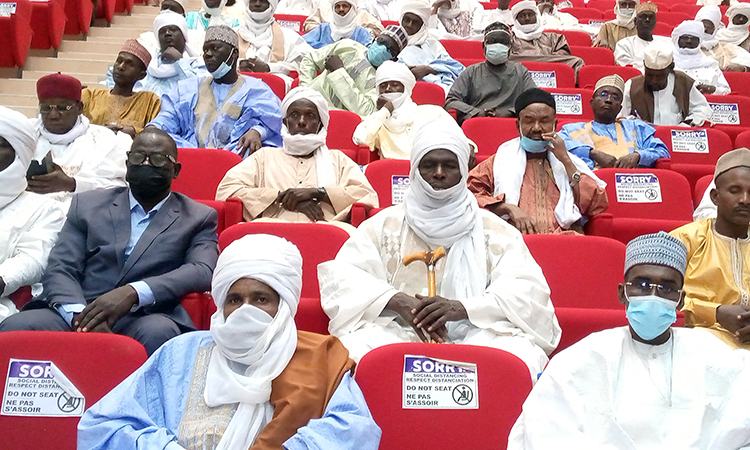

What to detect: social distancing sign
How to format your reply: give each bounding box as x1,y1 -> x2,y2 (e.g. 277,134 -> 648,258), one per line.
530,71 -> 557,88
552,94 -> 583,116
615,173 -> 663,203
403,355 -> 478,410
709,103 -> 740,125
2,359 -> 85,417
671,129 -> 709,154
391,175 -> 409,204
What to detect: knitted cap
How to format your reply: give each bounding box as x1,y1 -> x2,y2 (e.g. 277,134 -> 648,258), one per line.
120,39 -> 152,68
644,40 -> 673,70
381,24 -> 409,51
594,74 -> 625,95
515,88 -> 556,115
624,232 -> 687,278
635,1 -> 657,15
204,25 -> 238,48
714,147 -> 750,181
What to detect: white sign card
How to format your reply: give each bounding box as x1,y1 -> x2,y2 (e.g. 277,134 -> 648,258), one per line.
671,129 -> 709,153
277,20 -> 301,30
2,359 -> 85,417
530,71 -> 557,88
552,93 -> 583,115
391,175 -> 409,204
0,2 -> 16,15
709,102 -> 740,125
614,173 -> 662,203
402,355 -> 478,409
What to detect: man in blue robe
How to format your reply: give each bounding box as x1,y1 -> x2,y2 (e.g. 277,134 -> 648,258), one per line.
303,0 -> 373,49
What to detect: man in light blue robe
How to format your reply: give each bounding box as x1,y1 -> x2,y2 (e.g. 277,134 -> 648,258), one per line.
148,26 -> 283,157
78,234 -> 381,450
558,74 -> 669,169
303,0 -> 372,49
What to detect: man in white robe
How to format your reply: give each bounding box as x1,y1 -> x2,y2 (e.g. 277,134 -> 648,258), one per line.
717,3 -> 750,51
30,73 -> 130,212
536,0 -> 580,32
0,107 -> 65,322
696,5 -> 750,71
473,0 -> 514,33
216,87 -> 378,227
302,0 -> 384,37
614,2 -> 671,73
508,231 -> 750,450
319,118 -> 561,378
673,20 -> 731,95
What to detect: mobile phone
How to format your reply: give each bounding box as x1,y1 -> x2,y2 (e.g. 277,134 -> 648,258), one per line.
26,152 -> 54,179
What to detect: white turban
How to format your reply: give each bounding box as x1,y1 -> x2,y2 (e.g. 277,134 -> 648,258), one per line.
376,60 -> 416,103
0,106 -> 37,209
375,61 -> 418,132
718,3 -> 750,45
400,0 -> 431,45
727,3 -> 750,21
281,86 -> 330,130
331,0 -> 358,41
613,0 -> 639,28
152,10 -> 189,42
206,234 -> 302,450
511,0 -> 543,41
696,5 -> 723,49
672,20 -> 716,70
403,119 -> 487,300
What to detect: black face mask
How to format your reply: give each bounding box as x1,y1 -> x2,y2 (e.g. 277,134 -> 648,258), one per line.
126,164 -> 173,201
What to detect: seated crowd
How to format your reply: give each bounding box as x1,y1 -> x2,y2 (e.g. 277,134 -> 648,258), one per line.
4,0 -> 750,447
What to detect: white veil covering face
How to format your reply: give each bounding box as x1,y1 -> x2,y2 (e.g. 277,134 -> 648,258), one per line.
511,1 -> 543,41
400,0 -> 432,45
403,119 -> 487,299
717,3 -> 750,46
330,0 -> 358,41
696,5 -> 724,49
375,60 -> 418,133
0,106 -> 36,209
238,0 -> 280,54
149,11 -> 197,78
205,233 -> 303,450
613,0 -> 639,28
672,20 -> 717,70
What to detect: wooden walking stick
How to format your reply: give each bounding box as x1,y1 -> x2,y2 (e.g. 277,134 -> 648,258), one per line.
402,247 -> 446,342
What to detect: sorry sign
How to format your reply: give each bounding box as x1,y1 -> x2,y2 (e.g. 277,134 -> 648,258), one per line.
403,355 -> 478,409
2,359 -> 85,417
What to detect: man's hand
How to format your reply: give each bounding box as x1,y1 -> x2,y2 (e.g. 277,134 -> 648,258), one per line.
296,200 -> 325,222
614,152 -> 640,168
74,285 -> 139,332
590,149 -> 617,168
479,108 -> 497,117
161,46 -> 183,63
541,131 -> 569,163
377,96 -> 395,113
237,129 -> 262,157
277,187 -> 319,211
27,163 -> 76,194
717,305 -> 750,343
696,84 -> 717,95
409,65 -> 438,80
238,57 -> 270,73
431,0 -> 451,15
413,294 -> 466,340
119,126 -> 137,137
386,293 -> 446,342
324,55 -> 345,72
489,202 -> 538,234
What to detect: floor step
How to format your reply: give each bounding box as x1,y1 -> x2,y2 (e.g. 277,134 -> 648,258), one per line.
58,41 -> 126,54
24,58 -> 111,75
0,103 -> 37,118
22,70 -> 105,86
87,27 -> 144,39
0,79 -> 39,95
0,94 -> 37,105
57,52 -> 115,63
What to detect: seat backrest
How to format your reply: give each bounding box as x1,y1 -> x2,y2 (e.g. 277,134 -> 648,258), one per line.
439,39 -> 484,61
657,11 -> 692,26
570,45 -> 615,65
171,148 -> 242,200
355,342 -> 532,450
584,0 -> 613,11
195,198 -> 243,234
550,28 -> 593,46
218,222 -> 350,298
653,21 -> 673,36
594,168 -> 694,220
240,71 -> 286,100
363,159 -> 411,207
693,173 -> 713,208
328,109 -> 362,153
544,87 -> 594,120
462,117 -> 518,158
654,126 -> 733,166
723,72 -> 750,97
736,129 -> 750,149
705,94 -> 750,127
273,13 -> 306,33
0,331 -> 147,450
520,61 -> 577,88
524,234 -> 625,309
558,7 -> 602,20
412,80 -> 446,106
578,64 -> 642,90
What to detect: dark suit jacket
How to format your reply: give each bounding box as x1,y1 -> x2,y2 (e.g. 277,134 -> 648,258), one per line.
41,187 -> 219,330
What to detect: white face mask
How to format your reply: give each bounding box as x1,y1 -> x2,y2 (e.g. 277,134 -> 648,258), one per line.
248,5 -> 274,23
281,126 -> 327,156
516,22 -> 540,34
380,91 -> 409,109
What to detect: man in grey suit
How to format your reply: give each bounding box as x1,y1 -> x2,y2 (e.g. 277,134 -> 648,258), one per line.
0,128 -> 219,354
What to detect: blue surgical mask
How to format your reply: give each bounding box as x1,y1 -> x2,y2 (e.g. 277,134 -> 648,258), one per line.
210,52 -> 234,79
367,42 -> 393,68
484,43 -> 509,65
625,294 -> 677,341
519,135 -> 550,153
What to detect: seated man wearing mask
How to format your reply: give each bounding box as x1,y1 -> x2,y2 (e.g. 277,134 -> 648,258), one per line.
0,128 -> 219,355
593,0 -> 639,51
717,3 -> 750,52
149,26 -> 283,158
319,118 -> 561,379
508,232 -> 750,449
0,107 -> 65,323
446,22 -> 536,125
560,75 -> 669,170
468,88 -> 608,235
78,234 -> 381,450
696,5 -> 750,71
237,0 -> 314,88
216,87 -> 377,227
30,73 -> 130,212
299,25 -> 408,116
84,40 -> 161,138
614,2 -> 672,73
303,0 -> 373,49
620,41 -> 714,127
398,0 -> 465,94
509,1 -> 584,74
354,61 -> 455,160
672,20 -> 731,95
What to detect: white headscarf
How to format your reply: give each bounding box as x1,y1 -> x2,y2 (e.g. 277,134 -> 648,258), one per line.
403,119 -> 487,299
148,11 -> 196,78
31,114 -> 90,161
512,1 -> 543,41
202,0 -> 229,25
0,107 -> 36,209
400,0 -> 432,46
206,234 -> 302,450
279,87 -> 337,188
613,0 -> 639,28
238,0 -> 279,54
437,0 -> 461,20
376,60 -> 418,133
717,3 -> 750,45
696,5 -> 723,49
331,0 -> 358,41
672,20 -> 717,70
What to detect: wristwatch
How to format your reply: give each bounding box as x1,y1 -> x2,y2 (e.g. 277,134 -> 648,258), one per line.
316,187 -> 327,201
569,171 -> 581,187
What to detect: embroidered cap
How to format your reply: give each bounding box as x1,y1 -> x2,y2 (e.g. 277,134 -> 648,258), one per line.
381,24 -> 409,52
120,39 -> 152,68
594,74 -> 625,95
643,40 -> 673,70
624,232 -> 687,278
635,1 -> 657,15
714,147 -> 750,181
204,25 -> 238,49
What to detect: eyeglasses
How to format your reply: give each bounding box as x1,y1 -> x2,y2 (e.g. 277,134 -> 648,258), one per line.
39,104 -> 76,113
127,151 -> 176,168
597,91 -> 622,102
625,281 -> 682,300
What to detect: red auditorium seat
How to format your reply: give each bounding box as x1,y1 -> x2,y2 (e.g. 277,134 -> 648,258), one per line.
544,87 -> 594,120
670,4 -> 701,16
558,7 -> 602,21
657,12 -> 692,27
524,234 -> 628,352
462,117 -> 518,158
328,109 -> 368,163
29,0 -> 65,50
273,13 -> 306,33
584,0 -> 614,11
64,0 -> 95,35
440,39 -> 484,66
705,94 -> 750,143
195,198 -> 243,234
95,0 -> 116,25
9,286 -> 32,310
355,343 -> 532,450
551,29 -> 593,47
736,129 -> 750,148
218,222 -> 351,334
653,126 -> 733,192
381,19 -> 399,26
570,45 -> 615,65
171,147 -> 242,201
239,71 -> 287,100
350,158 -> 410,226
0,331 -> 147,450
585,168 -> 693,244
113,0 -> 134,14
521,61 -> 577,88
723,71 -> 750,97
653,21 -> 673,37
577,65 -> 642,90
693,173 -> 712,208
0,0 -> 32,69
412,80 -> 446,106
